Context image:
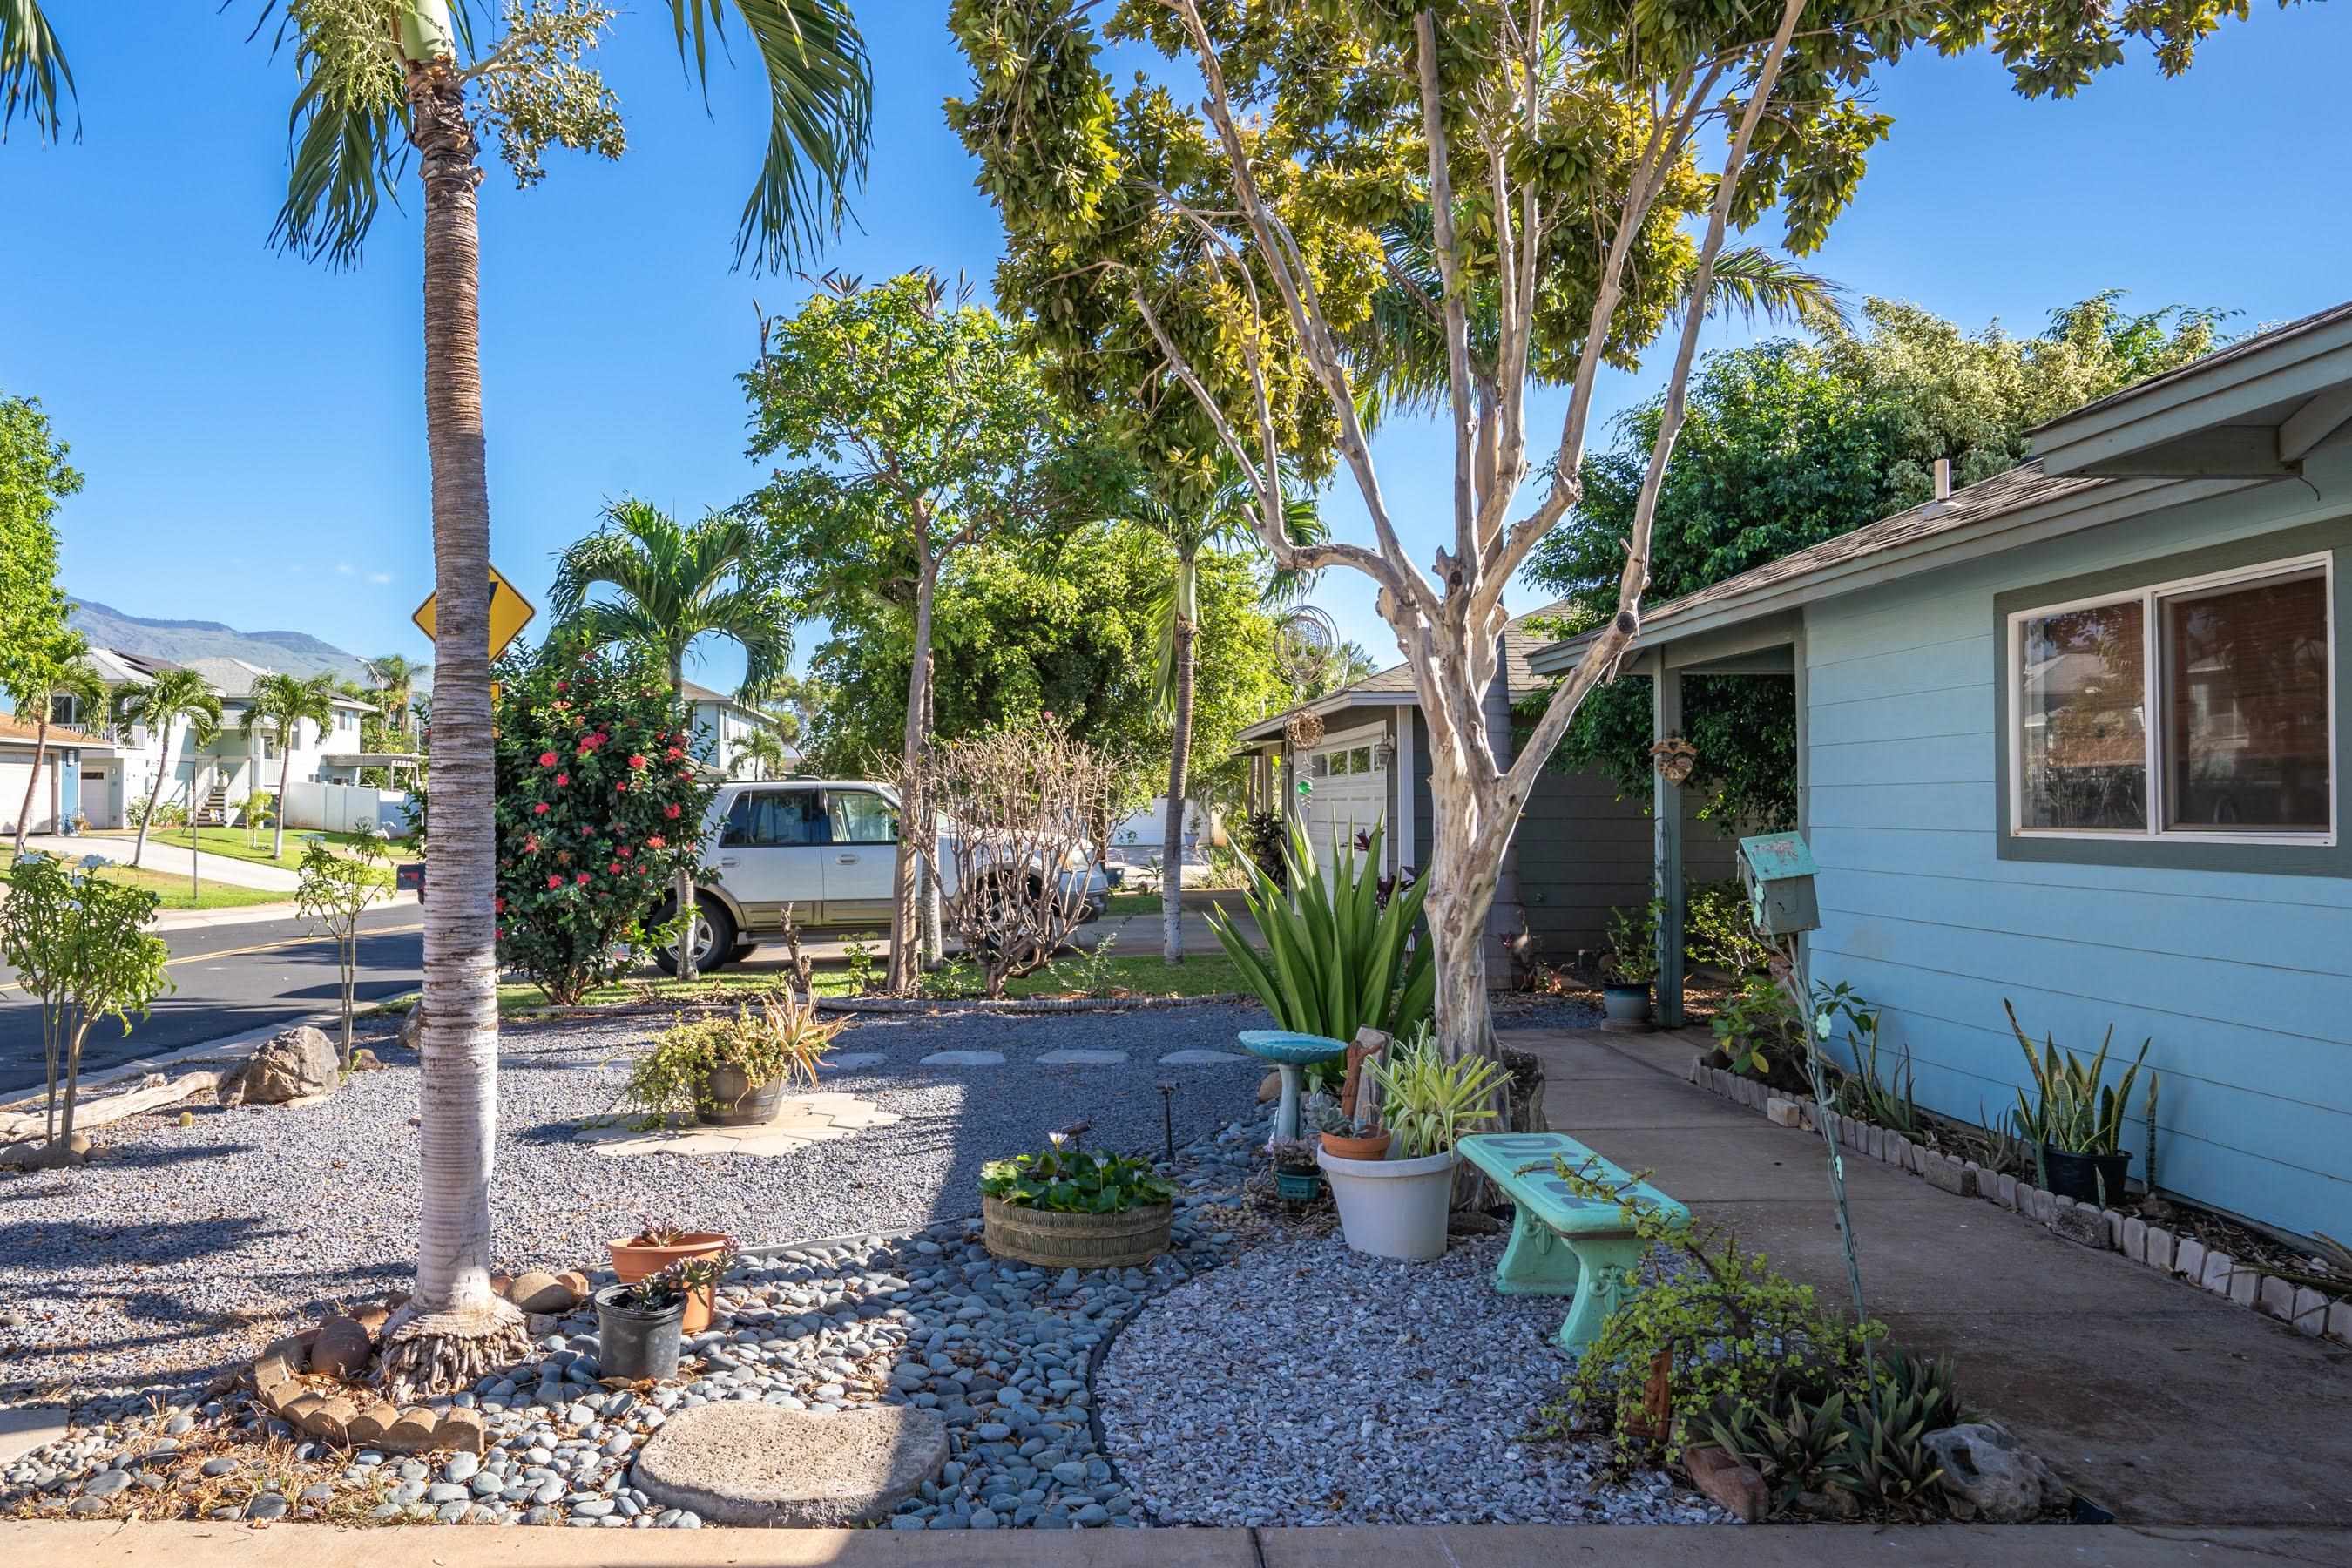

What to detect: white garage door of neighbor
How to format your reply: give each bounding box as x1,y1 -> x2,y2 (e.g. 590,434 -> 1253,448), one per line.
1301,731 -> 1387,864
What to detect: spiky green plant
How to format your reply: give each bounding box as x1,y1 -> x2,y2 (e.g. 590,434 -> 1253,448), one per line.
1206,818 -> 1434,1048
1825,1379 -> 1948,1514
2004,999 -> 2153,1159
1371,1029 -> 1509,1158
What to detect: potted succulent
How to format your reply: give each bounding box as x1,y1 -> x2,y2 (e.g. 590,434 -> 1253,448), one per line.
605,1218 -> 734,1332
2006,1001 -> 2154,1206
595,1246 -> 738,1381
1598,899 -> 1661,1026
616,993 -> 842,1128
1268,1137 -> 1325,1202
1317,1098 -> 1391,1162
1320,1034 -> 1508,1260
981,1131 -> 1175,1269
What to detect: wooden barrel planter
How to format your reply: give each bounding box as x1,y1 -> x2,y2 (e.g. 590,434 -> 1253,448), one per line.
981,1195 -> 1173,1270
698,1065 -> 786,1127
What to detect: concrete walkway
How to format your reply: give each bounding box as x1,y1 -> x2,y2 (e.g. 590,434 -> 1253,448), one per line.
24,832 -> 301,890
3,1520 -> 2337,1565
1506,1025 -> 2352,1530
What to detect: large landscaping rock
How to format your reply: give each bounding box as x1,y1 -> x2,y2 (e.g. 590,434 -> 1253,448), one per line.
220,1027 -> 340,1106
630,1402 -> 948,1526
309,1314 -> 374,1379
506,1269 -> 587,1314
1923,1421 -> 2068,1522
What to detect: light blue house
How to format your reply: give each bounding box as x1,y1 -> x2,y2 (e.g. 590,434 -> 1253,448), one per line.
1530,302 -> 2352,1241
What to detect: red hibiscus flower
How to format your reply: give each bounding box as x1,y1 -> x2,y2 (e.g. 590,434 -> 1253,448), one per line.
555,773 -> 570,787
555,680 -> 568,692
524,835 -> 540,853
575,871 -> 590,886
645,835 -> 666,849
613,781 -> 627,794
608,862 -> 622,874
628,754 -> 647,770
546,874 -> 564,889
539,750 -> 558,767
666,747 -> 683,761
534,801 -> 551,815
617,845 -> 632,857
664,804 -> 681,820
494,896 -> 505,914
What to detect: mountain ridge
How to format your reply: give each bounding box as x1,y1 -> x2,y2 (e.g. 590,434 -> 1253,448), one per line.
67,597 -> 383,686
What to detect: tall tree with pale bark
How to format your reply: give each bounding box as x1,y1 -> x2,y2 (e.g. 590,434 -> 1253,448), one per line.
7,0 -> 868,1395
950,0 -> 2283,1090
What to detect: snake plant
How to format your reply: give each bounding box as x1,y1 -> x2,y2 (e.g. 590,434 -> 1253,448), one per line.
2004,998 -> 2153,1157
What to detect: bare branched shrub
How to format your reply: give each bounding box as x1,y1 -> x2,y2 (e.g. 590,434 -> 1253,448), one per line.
905,719 -> 1117,997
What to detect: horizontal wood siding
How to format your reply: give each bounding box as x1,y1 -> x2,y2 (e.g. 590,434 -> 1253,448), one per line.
1513,763 -> 1738,958
1801,467 -> 2352,1239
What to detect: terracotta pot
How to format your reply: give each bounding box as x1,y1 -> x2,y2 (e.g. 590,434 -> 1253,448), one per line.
1320,1129 -> 1393,1161
606,1232 -> 727,1332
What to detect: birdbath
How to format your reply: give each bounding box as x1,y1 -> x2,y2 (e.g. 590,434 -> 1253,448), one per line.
1238,1030 -> 1348,1145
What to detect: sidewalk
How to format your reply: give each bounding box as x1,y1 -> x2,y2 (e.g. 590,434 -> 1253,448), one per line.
1504,1025 -> 2352,1530
2,1519 -> 2335,1565
24,832 -> 301,891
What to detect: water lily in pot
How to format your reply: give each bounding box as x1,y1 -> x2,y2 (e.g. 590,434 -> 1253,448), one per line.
1319,1031 -> 1509,1260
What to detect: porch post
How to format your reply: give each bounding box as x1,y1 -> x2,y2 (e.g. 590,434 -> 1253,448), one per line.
1652,651 -> 1686,1029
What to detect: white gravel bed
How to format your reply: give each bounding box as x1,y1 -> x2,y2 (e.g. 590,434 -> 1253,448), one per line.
1097,1232 -> 1727,1526
0,1005 -> 1267,1391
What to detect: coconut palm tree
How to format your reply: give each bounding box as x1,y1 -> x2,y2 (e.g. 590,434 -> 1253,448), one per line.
4,635 -> 104,855
367,653 -> 424,737
112,667 -> 223,869
14,0 -> 869,1399
1125,469 -> 1321,963
551,498 -> 794,981
732,727 -> 792,781
241,672 -> 336,862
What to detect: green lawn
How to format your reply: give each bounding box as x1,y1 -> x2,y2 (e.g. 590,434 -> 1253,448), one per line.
0,848 -> 290,911
94,826 -> 397,886
362,946 -> 1261,1017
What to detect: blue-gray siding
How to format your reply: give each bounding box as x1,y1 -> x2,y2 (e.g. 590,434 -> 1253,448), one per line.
1801,467 -> 2352,1239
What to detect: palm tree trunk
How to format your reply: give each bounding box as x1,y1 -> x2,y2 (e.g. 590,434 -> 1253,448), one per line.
1161,610 -> 1197,963
11,709 -> 51,855
132,726 -> 168,870
274,727 -> 294,860
671,653 -> 697,983
886,555 -> 937,993
379,17 -> 528,1399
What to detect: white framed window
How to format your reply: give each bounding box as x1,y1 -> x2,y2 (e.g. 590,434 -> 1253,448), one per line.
2008,552 -> 2335,846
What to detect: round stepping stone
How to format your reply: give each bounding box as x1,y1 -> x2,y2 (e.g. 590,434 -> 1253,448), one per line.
1037,1049 -> 1129,1065
630,1402 -> 947,1526
823,1052 -> 887,1071
1158,1048 -> 1246,1064
920,1050 -> 1005,1066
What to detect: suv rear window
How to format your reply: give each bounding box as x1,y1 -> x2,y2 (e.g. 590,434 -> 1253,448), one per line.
825,789 -> 899,845
720,788 -> 823,847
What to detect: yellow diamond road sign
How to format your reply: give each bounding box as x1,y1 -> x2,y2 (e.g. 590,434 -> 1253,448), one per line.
412,564 -> 538,660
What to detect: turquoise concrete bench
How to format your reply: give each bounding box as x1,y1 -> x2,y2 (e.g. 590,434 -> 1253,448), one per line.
1457,1132 -> 1689,1353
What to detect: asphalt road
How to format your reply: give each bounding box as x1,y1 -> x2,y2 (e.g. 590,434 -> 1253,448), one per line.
0,905 -> 426,1096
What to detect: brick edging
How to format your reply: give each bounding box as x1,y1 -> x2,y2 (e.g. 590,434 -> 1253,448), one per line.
1687,1055 -> 2351,1346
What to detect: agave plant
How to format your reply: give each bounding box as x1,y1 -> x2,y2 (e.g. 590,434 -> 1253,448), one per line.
1207,818 -> 1435,1047
1824,1379 -> 1949,1514
1708,1384 -> 1851,1510
2004,999 -> 2153,1157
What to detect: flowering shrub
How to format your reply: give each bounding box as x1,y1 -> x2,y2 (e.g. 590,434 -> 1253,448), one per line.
448,645 -> 715,1004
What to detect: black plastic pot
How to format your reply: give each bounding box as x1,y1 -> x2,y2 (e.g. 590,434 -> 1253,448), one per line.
594,1283 -> 685,1381
699,1065 -> 786,1126
2041,1145 -> 2132,1206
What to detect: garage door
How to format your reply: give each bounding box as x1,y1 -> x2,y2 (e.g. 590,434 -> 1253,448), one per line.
1301,731 -> 1387,866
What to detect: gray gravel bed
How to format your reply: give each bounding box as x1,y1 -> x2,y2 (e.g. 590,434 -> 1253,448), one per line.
1097,1231 -> 1725,1526
0,1005 -> 1269,1392
2,1121 -> 1271,1531
1492,996 -> 1607,1032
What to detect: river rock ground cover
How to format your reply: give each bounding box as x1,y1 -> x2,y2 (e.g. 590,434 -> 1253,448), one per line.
0,1004 -> 1270,1391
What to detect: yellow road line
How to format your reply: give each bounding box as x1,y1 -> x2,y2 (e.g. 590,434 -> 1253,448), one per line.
0,922 -> 423,997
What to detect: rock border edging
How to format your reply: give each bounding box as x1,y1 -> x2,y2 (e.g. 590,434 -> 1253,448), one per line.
1687,1055 -> 2352,1346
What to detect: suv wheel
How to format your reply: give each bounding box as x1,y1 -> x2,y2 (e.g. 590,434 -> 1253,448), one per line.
652,896 -> 737,977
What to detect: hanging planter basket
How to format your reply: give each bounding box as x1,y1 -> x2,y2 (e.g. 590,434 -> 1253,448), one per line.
1285,710 -> 1326,749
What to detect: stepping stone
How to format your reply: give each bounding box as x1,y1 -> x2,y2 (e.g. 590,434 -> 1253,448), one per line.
630,1402 -> 947,1526
1037,1050 -> 1129,1065
1159,1049 -> 1246,1064
920,1051 -> 1005,1066
823,1053 -> 887,1071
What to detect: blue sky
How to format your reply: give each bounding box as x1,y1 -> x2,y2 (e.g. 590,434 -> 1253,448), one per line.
6,2 -> 2348,695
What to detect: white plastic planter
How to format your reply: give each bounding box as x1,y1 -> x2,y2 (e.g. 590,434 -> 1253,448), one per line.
1318,1146 -> 1456,1261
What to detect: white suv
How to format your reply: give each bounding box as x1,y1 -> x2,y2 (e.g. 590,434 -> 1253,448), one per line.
653,780 -> 1116,975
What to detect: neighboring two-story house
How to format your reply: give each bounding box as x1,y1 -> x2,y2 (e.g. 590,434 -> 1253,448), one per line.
681,679 -> 796,780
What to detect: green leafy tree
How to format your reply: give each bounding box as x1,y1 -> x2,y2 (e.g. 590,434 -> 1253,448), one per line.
1533,294 -> 2227,827
112,668 -> 224,870
9,0 -> 870,1394
1121,463 -> 1320,962
550,497 -> 792,982
744,269 -> 1110,990
0,392 -> 79,719
948,0 -> 2268,1083
0,851 -> 173,1159
367,652 -> 426,737
731,727 -> 793,780
296,828 -> 393,1066
5,635 -> 104,856
241,671 -> 336,862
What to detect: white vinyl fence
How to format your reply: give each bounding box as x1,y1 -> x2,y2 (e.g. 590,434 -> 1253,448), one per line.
283,781 -> 415,836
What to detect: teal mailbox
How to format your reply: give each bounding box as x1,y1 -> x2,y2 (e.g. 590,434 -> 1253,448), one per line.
1738,831 -> 1819,937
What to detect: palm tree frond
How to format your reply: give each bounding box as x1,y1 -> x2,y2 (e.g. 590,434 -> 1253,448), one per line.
1686,246 -> 1850,335
272,72 -> 407,271
1,0 -> 76,144
666,0 -> 873,274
